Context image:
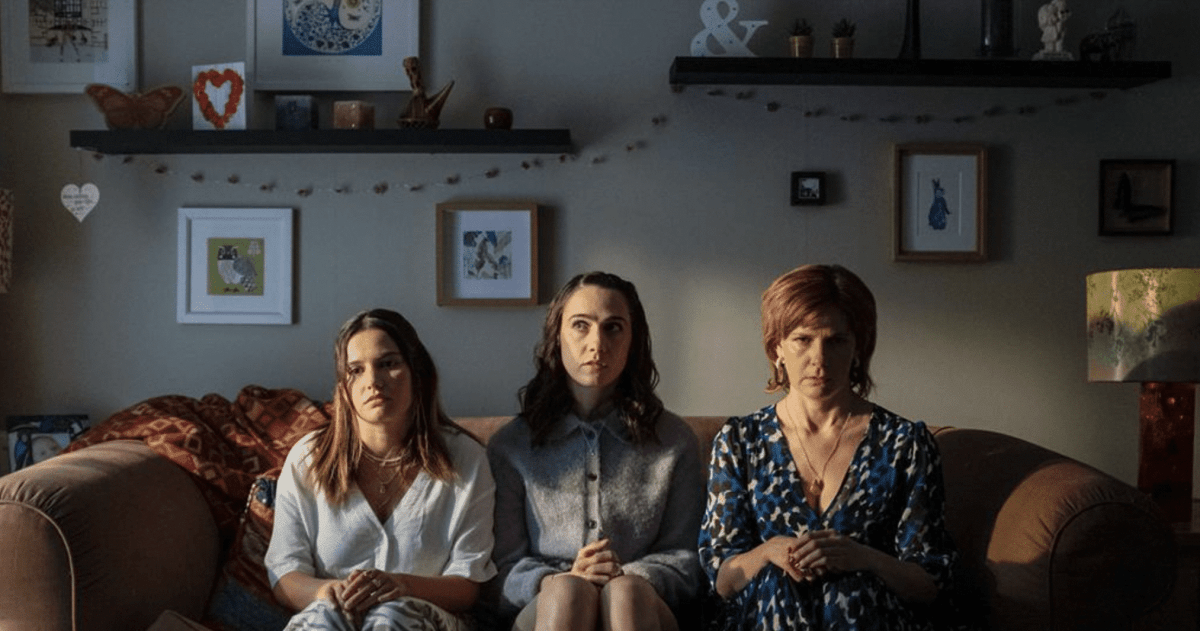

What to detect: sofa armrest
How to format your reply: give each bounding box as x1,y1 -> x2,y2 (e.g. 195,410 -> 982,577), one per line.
990,460 -> 1175,630
935,428 -> 1176,631
0,440 -> 220,631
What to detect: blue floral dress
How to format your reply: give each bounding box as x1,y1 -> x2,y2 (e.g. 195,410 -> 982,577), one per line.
698,404 -> 958,630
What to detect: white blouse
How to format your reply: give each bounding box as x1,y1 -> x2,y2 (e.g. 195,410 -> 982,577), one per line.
265,427 -> 497,586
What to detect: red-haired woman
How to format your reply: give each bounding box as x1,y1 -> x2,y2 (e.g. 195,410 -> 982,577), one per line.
699,265 -> 964,630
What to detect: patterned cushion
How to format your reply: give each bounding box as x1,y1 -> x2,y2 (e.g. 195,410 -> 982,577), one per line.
203,475 -> 292,631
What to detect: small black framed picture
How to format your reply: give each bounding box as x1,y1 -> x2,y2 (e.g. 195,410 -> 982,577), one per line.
1099,159 -> 1174,236
791,171 -> 827,206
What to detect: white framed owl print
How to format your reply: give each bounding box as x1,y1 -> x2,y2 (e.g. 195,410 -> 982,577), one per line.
177,207 -> 294,324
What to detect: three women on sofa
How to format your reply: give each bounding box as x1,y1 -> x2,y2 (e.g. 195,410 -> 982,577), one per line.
265,308 -> 496,630
263,265 -> 961,630
698,264 -> 962,630
488,271 -> 706,631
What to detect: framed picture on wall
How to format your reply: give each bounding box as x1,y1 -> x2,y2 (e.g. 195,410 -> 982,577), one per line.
791,171 -> 827,206
1,0 -> 137,93
247,0 -> 419,91
893,143 -> 988,263
1098,159 -> 1175,236
177,207 -> 294,325
436,201 -> 540,307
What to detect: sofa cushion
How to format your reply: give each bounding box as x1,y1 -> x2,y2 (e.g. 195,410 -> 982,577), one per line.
203,474 -> 291,631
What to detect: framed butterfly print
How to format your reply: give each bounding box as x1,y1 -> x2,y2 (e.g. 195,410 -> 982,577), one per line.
247,0 -> 420,91
893,143 -> 989,263
1,0 -> 137,94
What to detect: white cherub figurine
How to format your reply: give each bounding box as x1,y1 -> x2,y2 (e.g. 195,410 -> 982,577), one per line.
1034,0 -> 1074,60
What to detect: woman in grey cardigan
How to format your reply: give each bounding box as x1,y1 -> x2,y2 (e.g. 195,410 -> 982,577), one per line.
488,271 -> 705,631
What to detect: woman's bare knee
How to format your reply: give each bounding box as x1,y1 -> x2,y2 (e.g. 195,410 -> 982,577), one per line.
536,574 -> 601,631
600,575 -> 676,631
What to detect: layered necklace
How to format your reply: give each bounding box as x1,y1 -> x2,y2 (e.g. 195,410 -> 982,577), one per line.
785,396 -> 852,498
361,448 -> 408,495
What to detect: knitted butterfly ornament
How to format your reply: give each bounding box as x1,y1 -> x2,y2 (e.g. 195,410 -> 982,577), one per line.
85,84 -> 186,130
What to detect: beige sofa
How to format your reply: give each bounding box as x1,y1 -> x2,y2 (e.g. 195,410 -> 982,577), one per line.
0,404 -> 1178,630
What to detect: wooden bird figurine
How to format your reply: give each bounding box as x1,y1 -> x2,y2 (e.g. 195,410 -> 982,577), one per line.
397,57 -> 454,129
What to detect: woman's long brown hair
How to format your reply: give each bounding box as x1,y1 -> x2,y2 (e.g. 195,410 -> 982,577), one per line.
518,272 -> 663,446
306,309 -> 459,504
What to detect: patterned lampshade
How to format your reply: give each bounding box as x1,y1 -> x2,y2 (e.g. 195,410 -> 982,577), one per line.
1087,268 -> 1200,382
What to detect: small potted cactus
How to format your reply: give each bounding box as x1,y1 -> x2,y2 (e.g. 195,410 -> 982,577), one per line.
788,18 -> 814,58
831,18 -> 856,58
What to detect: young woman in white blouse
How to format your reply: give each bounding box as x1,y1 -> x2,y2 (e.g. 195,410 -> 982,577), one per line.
488,272 -> 706,631
266,308 -> 496,630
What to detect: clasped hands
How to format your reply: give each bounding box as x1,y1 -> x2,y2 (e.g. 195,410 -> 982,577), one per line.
766,530 -> 868,583
558,538 -> 624,587
318,568 -> 407,622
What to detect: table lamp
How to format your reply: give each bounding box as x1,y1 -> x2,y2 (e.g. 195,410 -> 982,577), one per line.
1087,268 -> 1200,523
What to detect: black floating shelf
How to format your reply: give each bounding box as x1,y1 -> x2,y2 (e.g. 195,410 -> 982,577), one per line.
669,57 -> 1171,89
69,128 -> 574,155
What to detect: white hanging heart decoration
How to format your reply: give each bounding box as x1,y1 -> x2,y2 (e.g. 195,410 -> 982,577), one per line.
61,183 -> 100,222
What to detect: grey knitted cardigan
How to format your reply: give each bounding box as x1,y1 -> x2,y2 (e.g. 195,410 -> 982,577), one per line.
487,407 -> 706,617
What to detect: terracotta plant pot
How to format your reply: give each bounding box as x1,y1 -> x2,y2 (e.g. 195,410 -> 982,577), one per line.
789,35 -> 814,58
831,37 -> 855,59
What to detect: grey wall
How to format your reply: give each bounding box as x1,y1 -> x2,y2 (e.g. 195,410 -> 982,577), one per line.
1,0 -> 1198,483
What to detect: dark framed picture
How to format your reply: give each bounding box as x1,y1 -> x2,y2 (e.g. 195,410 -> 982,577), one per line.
893,143 -> 988,262
1099,160 -> 1174,235
791,171 -> 827,205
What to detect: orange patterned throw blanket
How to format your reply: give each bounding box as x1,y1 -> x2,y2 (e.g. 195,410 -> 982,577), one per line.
66,385 -> 330,540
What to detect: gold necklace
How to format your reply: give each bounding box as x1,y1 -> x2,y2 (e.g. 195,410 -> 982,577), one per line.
785,397 -> 851,498
362,447 -> 404,466
361,448 -> 406,494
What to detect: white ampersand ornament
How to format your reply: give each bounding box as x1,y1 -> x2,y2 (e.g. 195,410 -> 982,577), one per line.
690,0 -> 767,57
61,183 -> 100,222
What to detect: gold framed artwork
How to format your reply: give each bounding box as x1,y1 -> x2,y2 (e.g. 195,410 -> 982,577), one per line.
894,143 -> 988,263
436,201 -> 540,307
